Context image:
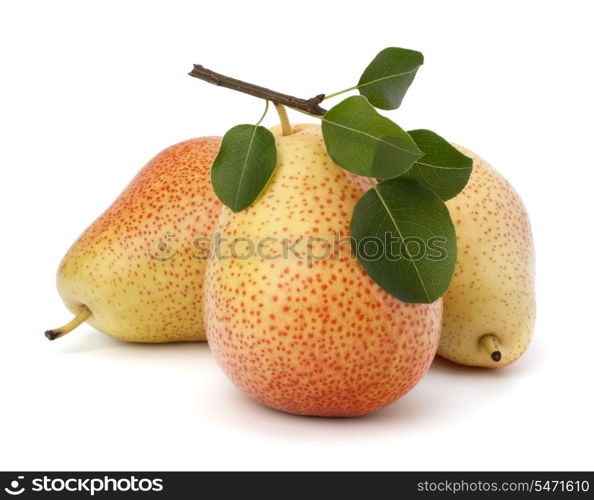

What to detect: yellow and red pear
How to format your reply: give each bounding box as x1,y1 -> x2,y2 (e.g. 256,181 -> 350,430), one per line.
47,137 -> 222,342
440,146 -> 535,367
204,124 -> 442,417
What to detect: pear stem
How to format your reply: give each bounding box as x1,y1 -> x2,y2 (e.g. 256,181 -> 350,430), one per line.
45,306 -> 92,341
274,103 -> 292,136
479,334 -> 502,362
188,65 -> 327,116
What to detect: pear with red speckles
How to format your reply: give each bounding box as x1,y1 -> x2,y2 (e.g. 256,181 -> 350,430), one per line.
46,137 -> 222,342
204,124 -> 442,417
439,146 -> 535,367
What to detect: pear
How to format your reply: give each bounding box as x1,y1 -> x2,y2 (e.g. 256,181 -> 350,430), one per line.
46,137 -> 222,342
204,124 -> 442,417
439,146 -> 535,367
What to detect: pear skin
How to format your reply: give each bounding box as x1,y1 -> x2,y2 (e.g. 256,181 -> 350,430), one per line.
440,146 -> 535,367
50,137 -> 222,342
204,124 -> 442,417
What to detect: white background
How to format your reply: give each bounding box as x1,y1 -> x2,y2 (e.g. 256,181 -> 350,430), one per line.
1,0 -> 593,471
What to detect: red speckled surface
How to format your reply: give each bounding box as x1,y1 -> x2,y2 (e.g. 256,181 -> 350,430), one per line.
205,125 -> 442,417
441,146 -> 535,366
57,137 -> 222,342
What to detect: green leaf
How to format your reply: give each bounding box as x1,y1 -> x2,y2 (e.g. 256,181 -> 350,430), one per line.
350,178 -> 456,303
358,47 -> 424,110
403,130 -> 473,200
211,124 -> 277,212
322,96 -> 423,178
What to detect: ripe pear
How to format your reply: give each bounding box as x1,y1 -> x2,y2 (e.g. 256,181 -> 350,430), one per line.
204,124 -> 442,417
46,137 -> 222,342
439,146 -> 535,367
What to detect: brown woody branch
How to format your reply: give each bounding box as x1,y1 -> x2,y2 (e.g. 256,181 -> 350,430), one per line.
188,65 -> 327,116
